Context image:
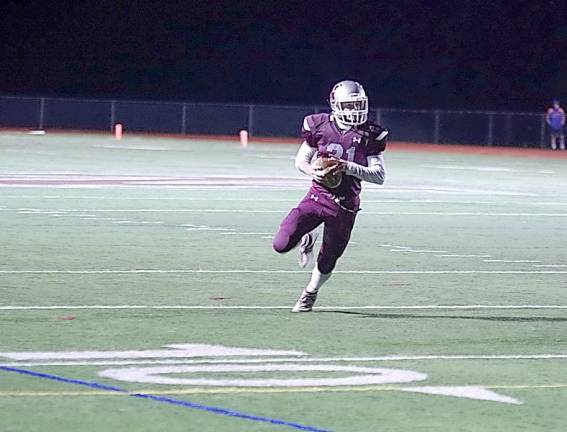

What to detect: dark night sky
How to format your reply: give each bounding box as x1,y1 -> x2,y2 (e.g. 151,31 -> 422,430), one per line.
2,0 -> 567,111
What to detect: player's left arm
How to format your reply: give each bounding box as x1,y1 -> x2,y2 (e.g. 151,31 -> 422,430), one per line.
339,125 -> 388,185
344,153 -> 386,185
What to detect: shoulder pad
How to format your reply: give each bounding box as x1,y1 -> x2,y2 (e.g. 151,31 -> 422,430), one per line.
365,121 -> 389,141
303,113 -> 331,132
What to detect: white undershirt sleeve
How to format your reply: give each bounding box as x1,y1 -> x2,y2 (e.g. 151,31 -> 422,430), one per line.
345,154 -> 386,185
295,141 -> 318,177
295,142 -> 386,185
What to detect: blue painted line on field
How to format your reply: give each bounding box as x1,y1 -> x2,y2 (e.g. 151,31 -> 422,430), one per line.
0,365 -> 331,432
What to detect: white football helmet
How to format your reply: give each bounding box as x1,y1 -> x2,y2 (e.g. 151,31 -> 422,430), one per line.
329,80 -> 368,126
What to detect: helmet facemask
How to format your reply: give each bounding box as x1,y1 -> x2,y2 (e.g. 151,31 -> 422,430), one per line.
330,81 -> 369,126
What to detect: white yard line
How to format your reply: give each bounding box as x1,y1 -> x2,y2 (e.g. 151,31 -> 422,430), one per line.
1,305 -> 566,311
0,196 -> 297,201
7,196 -> 567,206
0,185 -> 538,195
110,220 -> 165,225
0,269 -> 566,274
95,145 -> 171,151
2,353 -> 567,368
184,226 -> 233,231
483,259 -> 542,263
391,249 -> 449,254
5,208 -> 567,216
436,254 -> 492,258
220,232 -> 274,235
421,164 -> 518,172
5,208 -> 284,213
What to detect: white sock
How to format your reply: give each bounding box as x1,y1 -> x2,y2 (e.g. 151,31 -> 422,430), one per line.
305,266 -> 331,293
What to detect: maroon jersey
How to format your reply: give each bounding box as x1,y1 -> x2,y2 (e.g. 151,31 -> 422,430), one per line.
301,113 -> 387,202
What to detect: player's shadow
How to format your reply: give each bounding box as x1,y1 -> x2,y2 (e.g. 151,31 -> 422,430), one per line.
317,310 -> 567,322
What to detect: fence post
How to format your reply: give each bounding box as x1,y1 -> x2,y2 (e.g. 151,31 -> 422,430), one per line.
376,109 -> 382,125
181,103 -> 187,134
433,110 -> 440,144
248,105 -> 254,137
540,114 -> 546,148
487,112 -> 494,146
38,97 -> 46,129
109,100 -> 116,132
505,113 -> 512,146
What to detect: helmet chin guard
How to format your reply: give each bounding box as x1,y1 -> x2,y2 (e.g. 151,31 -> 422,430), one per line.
329,80 -> 368,126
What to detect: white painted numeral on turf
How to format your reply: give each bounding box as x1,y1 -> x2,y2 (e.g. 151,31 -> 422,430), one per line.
0,344 -> 306,360
0,343 -> 522,404
98,364 -> 427,387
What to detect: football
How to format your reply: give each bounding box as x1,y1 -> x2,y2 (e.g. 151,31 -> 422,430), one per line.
311,157 -> 343,189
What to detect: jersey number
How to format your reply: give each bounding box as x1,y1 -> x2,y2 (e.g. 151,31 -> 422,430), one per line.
327,144 -> 356,162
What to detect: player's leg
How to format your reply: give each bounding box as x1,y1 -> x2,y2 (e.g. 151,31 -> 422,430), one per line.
551,133 -> 557,150
292,209 -> 356,312
291,266 -> 331,312
272,199 -> 322,255
317,208 -> 357,274
559,132 -> 565,150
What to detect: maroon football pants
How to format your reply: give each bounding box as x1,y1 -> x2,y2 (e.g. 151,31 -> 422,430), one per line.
272,192 -> 357,274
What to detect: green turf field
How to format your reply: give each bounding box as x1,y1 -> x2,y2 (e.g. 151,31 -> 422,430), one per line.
1,132 -> 567,431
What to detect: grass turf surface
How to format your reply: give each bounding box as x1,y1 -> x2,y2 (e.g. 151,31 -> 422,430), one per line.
1,132 -> 567,431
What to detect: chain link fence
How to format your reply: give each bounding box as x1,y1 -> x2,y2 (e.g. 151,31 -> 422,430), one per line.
0,95 -> 549,148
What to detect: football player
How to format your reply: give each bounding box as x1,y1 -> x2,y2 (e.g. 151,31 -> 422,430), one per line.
272,80 -> 388,312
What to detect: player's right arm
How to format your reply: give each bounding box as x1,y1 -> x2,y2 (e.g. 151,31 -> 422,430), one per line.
295,141 -> 317,176
295,115 -> 327,182
295,142 -> 331,183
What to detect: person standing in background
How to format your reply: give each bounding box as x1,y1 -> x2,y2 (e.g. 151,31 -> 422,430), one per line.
546,99 -> 565,150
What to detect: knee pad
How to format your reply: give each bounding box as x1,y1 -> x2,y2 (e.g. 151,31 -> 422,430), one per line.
272,235 -> 291,254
